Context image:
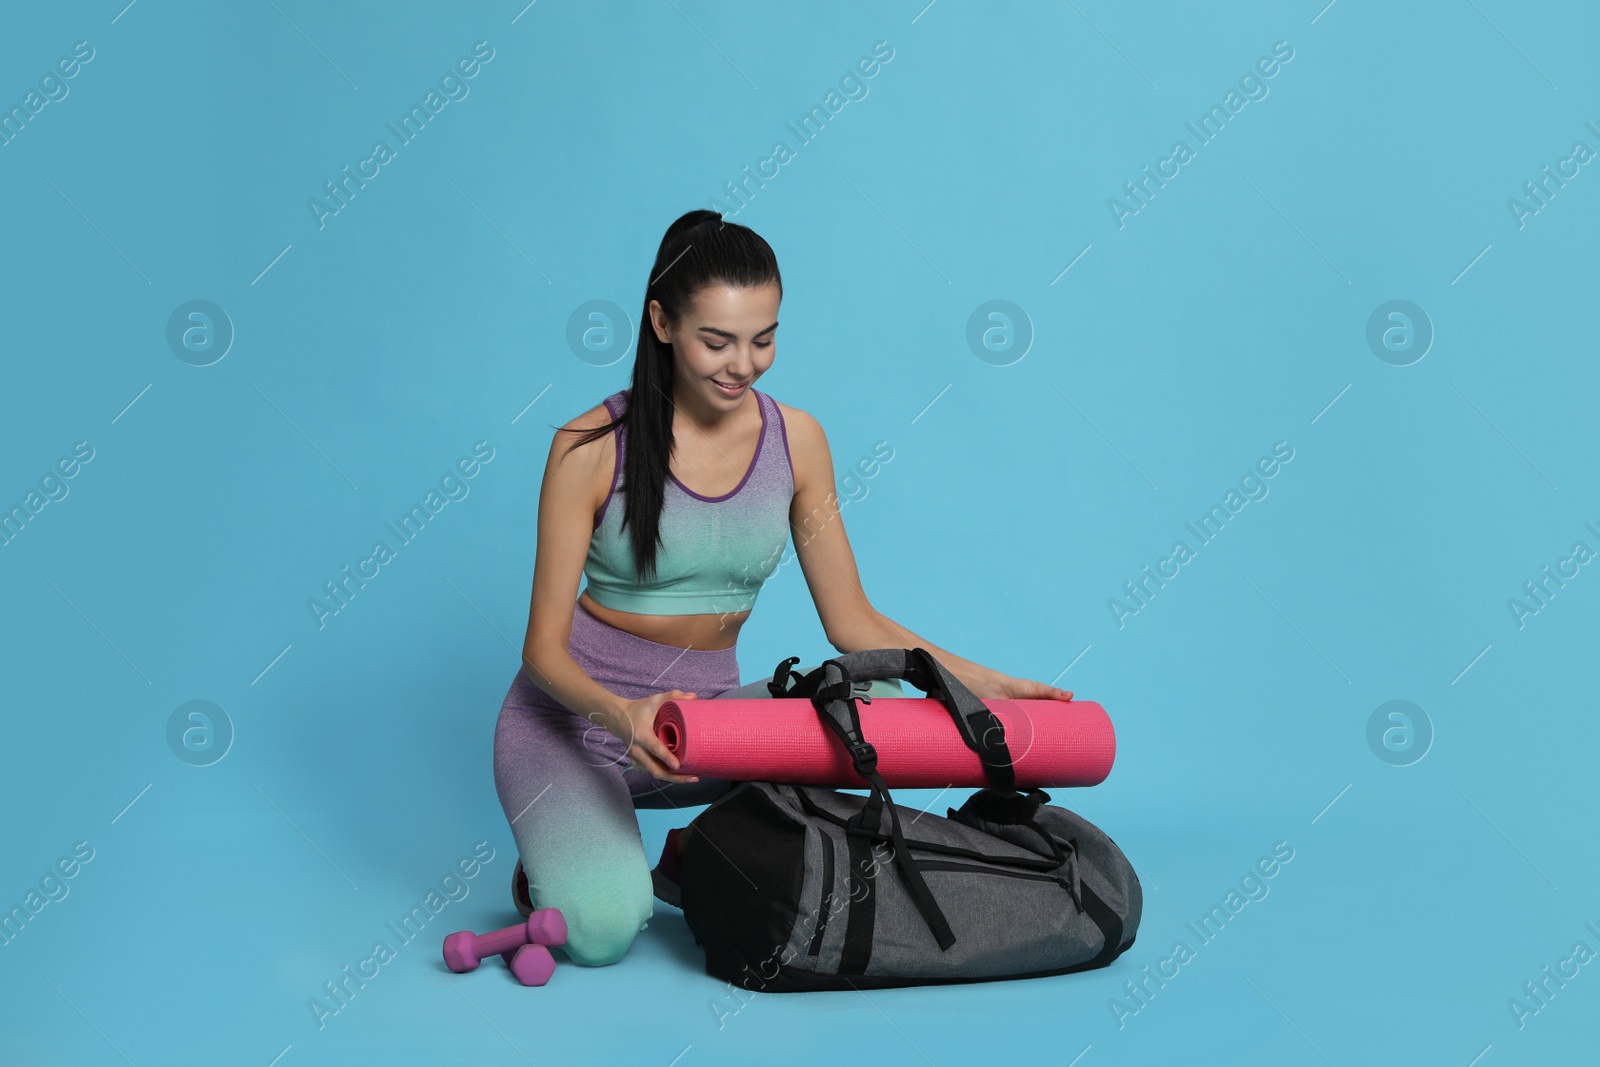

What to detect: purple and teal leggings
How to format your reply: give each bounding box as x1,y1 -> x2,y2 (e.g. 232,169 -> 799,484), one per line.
492,600 -> 905,966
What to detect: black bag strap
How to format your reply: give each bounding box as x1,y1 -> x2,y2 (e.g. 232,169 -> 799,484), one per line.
773,647 -> 1018,794
955,787 -> 1071,868
767,656 -> 817,698
809,684 -> 957,951
905,646 -> 1016,794
795,647 -> 1033,952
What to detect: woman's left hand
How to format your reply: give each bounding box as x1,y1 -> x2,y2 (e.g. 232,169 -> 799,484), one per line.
970,671 -> 1074,702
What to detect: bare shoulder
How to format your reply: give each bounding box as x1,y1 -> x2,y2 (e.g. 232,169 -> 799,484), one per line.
772,397 -> 824,448
565,399 -> 618,436
547,401 -> 615,462
545,399 -> 621,518
771,398 -> 830,493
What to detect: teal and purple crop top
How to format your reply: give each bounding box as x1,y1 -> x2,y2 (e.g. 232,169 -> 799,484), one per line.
582,387 -> 794,616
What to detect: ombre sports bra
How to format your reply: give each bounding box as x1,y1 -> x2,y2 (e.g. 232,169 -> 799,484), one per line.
582,388 -> 794,615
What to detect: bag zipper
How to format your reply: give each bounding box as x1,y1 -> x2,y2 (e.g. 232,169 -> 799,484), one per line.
790,785 -> 1060,874
806,832 -> 837,957
916,858 -> 1075,893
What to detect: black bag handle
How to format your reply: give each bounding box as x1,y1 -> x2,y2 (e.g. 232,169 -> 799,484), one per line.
769,648 -> 1018,794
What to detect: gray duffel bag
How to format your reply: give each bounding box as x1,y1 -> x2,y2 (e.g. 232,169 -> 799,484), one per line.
678,647 -> 1142,992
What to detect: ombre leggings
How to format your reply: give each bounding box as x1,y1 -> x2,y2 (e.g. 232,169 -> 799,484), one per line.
492,600 -> 902,966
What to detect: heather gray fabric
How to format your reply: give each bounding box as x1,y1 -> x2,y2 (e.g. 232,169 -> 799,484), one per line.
752,782 -> 1141,981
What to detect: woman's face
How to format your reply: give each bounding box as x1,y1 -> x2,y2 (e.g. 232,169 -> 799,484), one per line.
652,282 -> 780,412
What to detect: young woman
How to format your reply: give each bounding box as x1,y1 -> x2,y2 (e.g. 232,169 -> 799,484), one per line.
492,209 -> 1075,967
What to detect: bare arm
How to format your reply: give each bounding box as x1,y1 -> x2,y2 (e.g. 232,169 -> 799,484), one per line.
518,405 -> 632,729
829,611 -> 1020,697
515,408 -> 705,784
782,404 -> 1073,702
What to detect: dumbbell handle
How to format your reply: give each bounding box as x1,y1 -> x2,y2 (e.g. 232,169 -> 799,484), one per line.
472,922 -> 536,960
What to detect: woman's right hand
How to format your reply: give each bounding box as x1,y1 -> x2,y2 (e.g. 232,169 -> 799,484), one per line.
608,689 -> 701,784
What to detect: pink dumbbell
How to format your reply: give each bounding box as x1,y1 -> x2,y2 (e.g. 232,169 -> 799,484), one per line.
506,942 -> 556,986
443,908 -> 567,974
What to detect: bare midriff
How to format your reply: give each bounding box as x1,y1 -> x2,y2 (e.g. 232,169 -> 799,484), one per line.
577,589 -> 749,652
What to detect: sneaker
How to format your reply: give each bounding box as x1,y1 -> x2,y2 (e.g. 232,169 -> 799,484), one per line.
511,860 -> 533,918
650,827 -> 684,908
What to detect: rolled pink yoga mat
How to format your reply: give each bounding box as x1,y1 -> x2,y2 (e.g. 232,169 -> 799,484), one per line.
653,698 -> 1115,788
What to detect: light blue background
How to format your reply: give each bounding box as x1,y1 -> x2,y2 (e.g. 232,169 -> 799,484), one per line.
2,1 -> 1595,1064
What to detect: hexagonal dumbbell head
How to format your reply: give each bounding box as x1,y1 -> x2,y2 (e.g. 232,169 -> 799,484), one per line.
507,942 -> 556,986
